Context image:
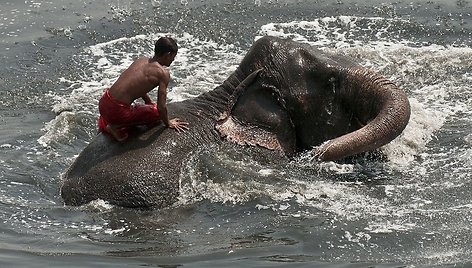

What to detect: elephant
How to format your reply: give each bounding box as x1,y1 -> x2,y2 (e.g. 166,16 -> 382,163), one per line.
61,36 -> 410,208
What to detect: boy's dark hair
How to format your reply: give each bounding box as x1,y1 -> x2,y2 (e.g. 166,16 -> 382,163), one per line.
154,37 -> 178,57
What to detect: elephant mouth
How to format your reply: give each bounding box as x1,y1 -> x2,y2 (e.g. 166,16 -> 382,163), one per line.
216,115 -> 284,152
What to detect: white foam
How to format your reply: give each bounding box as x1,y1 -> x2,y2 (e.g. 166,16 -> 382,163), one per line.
257,16 -> 412,49
38,111 -> 74,148
418,250 -> 464,266
177,151 -> 284,205
83,199 -> 115,212
258,168 -> 274,176
381,98 -> 447,166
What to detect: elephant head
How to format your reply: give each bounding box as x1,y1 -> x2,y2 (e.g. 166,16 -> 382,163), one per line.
216,36 -> 410,161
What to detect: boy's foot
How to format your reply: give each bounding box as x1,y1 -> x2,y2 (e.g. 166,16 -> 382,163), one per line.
106,125 -> 128,142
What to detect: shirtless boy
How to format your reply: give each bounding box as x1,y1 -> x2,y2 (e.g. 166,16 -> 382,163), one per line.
98,37 -> 188,141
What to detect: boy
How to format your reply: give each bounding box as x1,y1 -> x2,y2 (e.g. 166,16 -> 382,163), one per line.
98,37 -> 188,141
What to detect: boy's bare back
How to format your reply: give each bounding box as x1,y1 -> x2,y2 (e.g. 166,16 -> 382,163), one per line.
109,58 -> 169,104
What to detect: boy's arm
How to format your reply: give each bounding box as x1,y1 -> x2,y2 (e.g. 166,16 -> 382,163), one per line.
157,79 -> 170,127
157,69 -> 189,132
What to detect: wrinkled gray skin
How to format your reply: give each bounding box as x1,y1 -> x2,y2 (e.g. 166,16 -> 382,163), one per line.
61,36 -> 410,208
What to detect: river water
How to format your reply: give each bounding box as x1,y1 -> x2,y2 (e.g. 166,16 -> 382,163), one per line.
0,0 -> 471,267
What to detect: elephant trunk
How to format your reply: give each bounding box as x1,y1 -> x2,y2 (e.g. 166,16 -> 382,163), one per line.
316,67 -> 410,161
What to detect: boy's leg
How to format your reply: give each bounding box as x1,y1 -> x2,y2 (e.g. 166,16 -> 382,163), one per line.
98,103 -> 159,141
129,103 -> 161,126
98,115 -> 129,142
105,125 -> 128,142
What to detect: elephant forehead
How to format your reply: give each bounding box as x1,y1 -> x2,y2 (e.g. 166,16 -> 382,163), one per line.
253,36 -> 351,70
279,49 -> 338,84
286,48 -> 310,69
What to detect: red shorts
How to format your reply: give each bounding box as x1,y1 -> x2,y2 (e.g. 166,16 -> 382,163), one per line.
98,89 -> 160,136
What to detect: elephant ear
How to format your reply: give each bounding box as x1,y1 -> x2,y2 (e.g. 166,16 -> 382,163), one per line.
216,70 -> 297,155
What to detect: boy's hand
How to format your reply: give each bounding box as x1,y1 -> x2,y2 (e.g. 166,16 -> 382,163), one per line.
168,118 -> 189,133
